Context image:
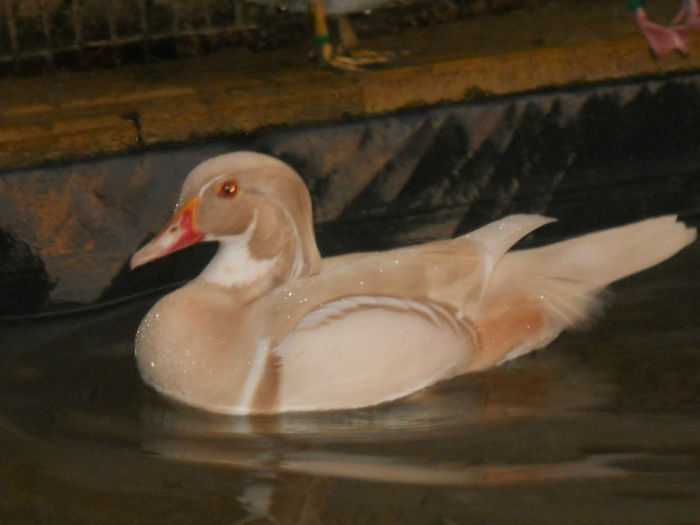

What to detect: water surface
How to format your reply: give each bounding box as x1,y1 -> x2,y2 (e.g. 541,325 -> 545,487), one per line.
1,242 -> 698,523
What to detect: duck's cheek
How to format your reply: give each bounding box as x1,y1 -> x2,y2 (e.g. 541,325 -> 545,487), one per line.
199,199 -> 256,238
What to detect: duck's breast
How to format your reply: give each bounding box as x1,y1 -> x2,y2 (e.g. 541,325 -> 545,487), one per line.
135,283 -> 264,413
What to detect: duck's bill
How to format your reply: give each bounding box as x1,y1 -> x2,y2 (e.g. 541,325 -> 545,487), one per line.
130,197 -> 205,269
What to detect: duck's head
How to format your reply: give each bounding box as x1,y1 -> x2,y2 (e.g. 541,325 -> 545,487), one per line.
130,152 -> 321,282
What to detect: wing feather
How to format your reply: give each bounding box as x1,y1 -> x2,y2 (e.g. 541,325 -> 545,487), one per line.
275,295 -> 478,412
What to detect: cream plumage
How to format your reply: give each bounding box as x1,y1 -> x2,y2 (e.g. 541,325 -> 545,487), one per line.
130,152 -> 696,414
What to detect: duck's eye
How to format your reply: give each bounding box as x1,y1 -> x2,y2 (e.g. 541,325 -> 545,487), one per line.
217,180 -> 238,198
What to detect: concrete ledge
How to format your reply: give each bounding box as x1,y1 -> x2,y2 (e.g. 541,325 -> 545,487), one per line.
358,36 -> 696,113
1,0 -> 699,171
1,72 -> 699,313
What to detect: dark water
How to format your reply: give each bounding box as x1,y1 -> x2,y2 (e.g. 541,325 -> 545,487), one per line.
1,242 -> 698,524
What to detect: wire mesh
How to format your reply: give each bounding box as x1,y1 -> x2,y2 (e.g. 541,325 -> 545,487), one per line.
0,0 -> 304,73
0,0 -> 490,75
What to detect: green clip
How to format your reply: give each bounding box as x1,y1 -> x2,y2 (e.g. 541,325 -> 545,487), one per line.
314,33 -> 331,47
626,0 -> 644,11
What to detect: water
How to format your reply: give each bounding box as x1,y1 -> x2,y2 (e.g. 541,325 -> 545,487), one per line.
1,242 -> 698,523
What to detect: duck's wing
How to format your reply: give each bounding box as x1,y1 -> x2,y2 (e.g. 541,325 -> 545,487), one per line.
263,215 -> 557,412
274,294 -> 478,413
266,214 -> 555,334
260,243 -> 486,412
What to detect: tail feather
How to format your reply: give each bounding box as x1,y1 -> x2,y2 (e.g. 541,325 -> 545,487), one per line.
526,275 -> 602,326
464,214 -> 555,300
469,215 -> 696,371
497,215 -> 696,292
464,214 -> 555,259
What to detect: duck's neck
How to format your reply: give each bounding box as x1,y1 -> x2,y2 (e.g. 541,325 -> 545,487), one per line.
199,239 -> 279,290
197,209 -> 310,301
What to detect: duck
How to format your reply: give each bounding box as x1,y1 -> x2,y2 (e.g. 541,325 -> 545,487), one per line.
248,0 -> 402,70
130,151 -> 696,415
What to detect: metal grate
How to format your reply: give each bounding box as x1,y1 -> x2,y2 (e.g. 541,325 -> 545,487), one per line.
0,0 -> 498,75
0,0 -> 307,74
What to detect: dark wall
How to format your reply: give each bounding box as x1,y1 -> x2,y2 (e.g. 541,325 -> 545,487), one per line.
1,74 -> 699,316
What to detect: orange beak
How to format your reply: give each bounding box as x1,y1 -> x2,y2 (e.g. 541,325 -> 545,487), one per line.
130,197 -> 205,269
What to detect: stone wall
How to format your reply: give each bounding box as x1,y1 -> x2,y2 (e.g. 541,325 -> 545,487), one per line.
1,74 -> 699,315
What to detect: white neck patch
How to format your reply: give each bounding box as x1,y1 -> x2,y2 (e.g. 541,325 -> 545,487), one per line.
199,216 -> 280,288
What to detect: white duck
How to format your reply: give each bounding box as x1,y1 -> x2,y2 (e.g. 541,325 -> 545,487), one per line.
130,152 -> 696,415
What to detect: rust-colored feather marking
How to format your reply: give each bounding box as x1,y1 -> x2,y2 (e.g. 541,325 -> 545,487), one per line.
250,352 -> 282,413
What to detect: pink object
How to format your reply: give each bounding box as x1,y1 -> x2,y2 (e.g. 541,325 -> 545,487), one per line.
634,8 -> 688,56
672,0 -> 700,29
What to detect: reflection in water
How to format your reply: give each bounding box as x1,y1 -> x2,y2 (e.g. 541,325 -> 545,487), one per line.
148,435 -> 631,486
0,242 -> 698,522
